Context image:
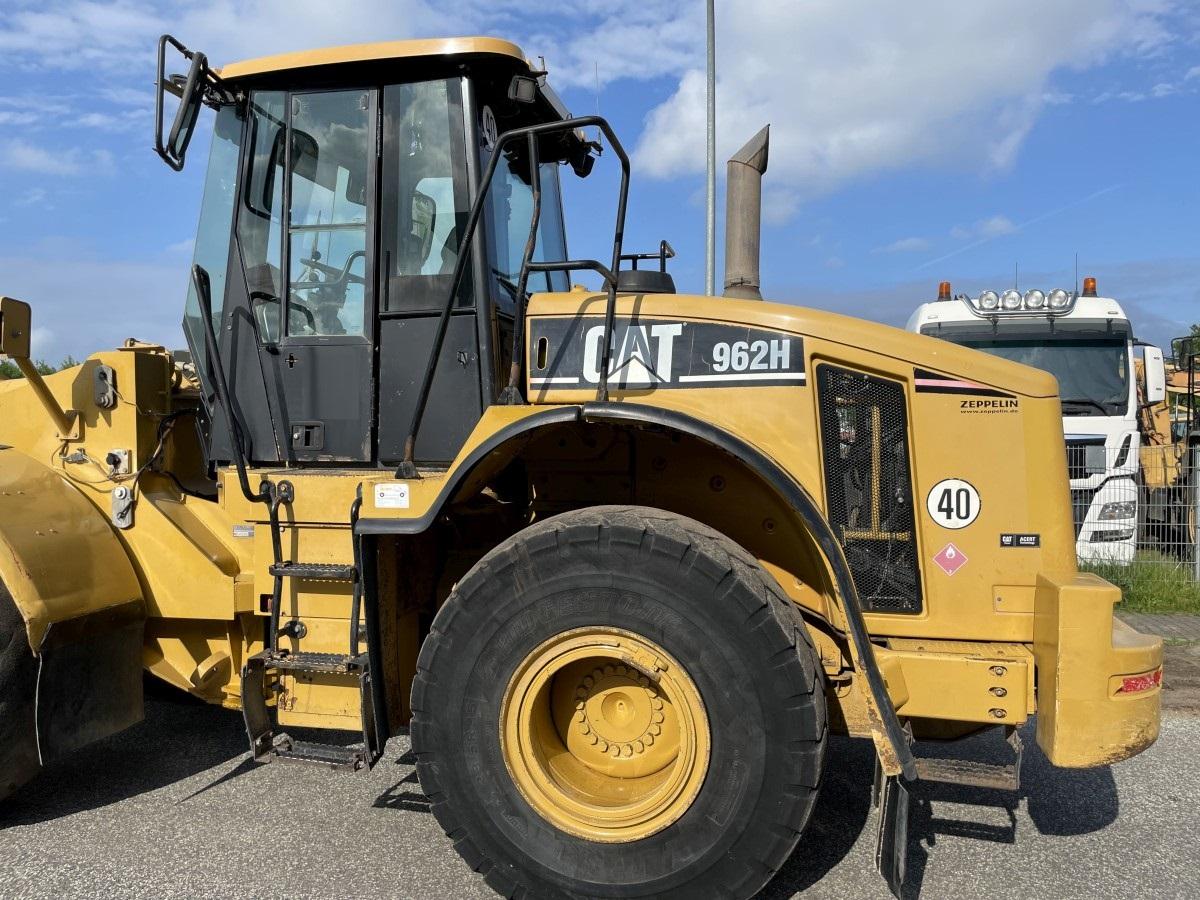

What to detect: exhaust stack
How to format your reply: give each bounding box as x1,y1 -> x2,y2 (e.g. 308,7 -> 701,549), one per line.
723,124 -> 769,300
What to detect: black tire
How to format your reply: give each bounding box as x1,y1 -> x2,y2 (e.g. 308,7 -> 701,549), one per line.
411,506 -> 827,899
0,578 -> 40,801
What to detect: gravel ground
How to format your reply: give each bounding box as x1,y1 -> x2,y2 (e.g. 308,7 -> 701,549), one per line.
1,683 -> 1197,900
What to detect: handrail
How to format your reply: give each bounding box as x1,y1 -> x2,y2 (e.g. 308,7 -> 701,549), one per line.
192,264 -> 272,506
396,115 -> 629,476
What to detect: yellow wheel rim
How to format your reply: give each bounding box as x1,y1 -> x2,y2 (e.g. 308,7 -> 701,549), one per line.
500,627 -> 710,842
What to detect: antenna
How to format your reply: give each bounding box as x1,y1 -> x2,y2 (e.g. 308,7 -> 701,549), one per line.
1074,252 -> 1079,291
1014,261 -> 1018,290
593,61 -> 603,150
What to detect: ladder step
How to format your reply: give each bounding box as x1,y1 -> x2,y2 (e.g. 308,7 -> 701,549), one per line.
265,651 -> 367,674
276,740 -> 367,770
270,561 -> 358,582
914,757 -> 1019,791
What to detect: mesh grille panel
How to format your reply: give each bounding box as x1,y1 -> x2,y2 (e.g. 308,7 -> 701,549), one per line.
817,365 -> 923,614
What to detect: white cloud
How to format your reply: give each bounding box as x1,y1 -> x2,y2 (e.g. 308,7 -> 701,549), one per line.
632,1 -> 1177,209
0,244 -> 185,361
950,214 -> 1018,241
875,237 -> 930,254
0,139 -> 113,176
0,110 -> 38,125
29,327 -> 55,359
14,187 -> 48,207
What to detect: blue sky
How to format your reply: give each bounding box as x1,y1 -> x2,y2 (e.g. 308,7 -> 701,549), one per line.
1,0 -> 1197,361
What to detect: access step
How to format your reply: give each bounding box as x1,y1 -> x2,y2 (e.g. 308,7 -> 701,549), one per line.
276,739 -> 369,770
269,561 -> 358,582
241,649 -> 384,769
875,726 -> 1023,897
913,756 -> 1019,791
268,651 -> 365,674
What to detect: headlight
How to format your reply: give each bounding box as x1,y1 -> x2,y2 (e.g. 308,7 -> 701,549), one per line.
978,290 -> 999,310
1048,288 -> 1070,309
1001,289 -> 1022,310
1023,289 -> 1045,310
1098,500 -> 1137,521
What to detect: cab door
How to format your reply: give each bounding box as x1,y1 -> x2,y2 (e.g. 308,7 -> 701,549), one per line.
375,78 -> 486,465
274,88 -> 377,462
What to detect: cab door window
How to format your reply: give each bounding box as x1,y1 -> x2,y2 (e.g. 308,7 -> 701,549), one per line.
287,90 -> 372,336
381,78 -> 472,312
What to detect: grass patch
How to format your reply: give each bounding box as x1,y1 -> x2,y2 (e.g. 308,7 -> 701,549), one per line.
1083,550 -> 1200,614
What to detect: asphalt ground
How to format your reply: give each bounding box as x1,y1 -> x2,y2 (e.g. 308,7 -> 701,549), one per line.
1,680 -> 1197,900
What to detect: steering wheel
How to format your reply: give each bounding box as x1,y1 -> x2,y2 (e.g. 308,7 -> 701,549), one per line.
294,249 -> 367,290
250,290 -> 315,339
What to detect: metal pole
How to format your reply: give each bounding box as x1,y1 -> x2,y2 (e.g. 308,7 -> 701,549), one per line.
1192,442 -> 1200,583
705,0 -> 716,295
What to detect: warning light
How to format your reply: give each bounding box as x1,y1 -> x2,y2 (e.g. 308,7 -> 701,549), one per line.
937,281 -> 952,301
1118,668 -> 1162,694
1082,276 -> 1098,297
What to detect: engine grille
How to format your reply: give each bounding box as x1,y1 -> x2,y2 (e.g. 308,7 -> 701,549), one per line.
1065,443 -> 1088,482
1070,487 -> 1097,537
817,365 -> 923,614
1065,437 -> 1105,482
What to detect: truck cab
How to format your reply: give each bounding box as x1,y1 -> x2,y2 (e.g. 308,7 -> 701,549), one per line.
908,279 -> 1167,564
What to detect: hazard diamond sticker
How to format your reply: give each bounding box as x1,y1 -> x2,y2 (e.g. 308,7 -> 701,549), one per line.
933,542 -> 968,576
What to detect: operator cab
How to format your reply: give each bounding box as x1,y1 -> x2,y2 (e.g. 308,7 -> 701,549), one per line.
162,37 -> 612,468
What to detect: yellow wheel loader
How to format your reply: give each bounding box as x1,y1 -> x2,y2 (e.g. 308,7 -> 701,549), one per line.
0,34 -> 1163,898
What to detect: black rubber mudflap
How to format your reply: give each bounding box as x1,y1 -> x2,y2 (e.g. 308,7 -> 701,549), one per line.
0,580 -> 40,801
875,769 -> 910,898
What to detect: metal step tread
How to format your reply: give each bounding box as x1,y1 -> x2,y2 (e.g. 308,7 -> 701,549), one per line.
263,651 -> 368,674
270,561 -> 358,582
914,756 -> 1019,791
276,740 -> 366,769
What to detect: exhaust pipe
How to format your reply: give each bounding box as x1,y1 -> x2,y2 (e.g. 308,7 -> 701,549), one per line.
723,124 -> 769,300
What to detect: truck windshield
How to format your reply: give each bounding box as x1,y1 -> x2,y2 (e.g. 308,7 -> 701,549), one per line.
950,336 -> 1129,416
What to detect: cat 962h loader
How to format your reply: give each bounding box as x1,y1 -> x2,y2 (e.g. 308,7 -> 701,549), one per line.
0,34 -> 1162,898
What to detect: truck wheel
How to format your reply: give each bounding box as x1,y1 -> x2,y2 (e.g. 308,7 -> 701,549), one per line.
411,506 -> 826,899
1,579 -> 40,801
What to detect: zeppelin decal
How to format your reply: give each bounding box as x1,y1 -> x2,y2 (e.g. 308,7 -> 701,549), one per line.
913,367 -> 1014,399
528,317 -> 806,390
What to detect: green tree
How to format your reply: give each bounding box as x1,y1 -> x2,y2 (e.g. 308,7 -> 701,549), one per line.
0,357 -> 81,379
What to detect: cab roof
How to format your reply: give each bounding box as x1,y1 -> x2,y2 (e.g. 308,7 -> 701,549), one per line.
218,36 -> 531,80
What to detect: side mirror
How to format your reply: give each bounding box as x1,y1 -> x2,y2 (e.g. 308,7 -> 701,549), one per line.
155,35 -> 221,172
0,296 -> 32,361
1173,336 -> 1197,365
1143,345 -> 1166,405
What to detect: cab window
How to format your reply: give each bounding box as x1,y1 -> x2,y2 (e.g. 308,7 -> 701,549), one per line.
381,78 -> 472,312
485,148 -> 569,312
286,90 -> 372,336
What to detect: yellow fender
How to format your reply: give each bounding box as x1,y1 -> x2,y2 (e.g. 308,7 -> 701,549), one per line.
0,447 -> 144,799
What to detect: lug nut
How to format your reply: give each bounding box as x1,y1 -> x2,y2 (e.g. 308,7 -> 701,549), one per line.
990,686 -> 1008,697
989,708 -> 1007,719
989,665 -> 1007,677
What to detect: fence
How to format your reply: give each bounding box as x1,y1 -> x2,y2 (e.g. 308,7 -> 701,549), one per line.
1073,439 -> 1198,581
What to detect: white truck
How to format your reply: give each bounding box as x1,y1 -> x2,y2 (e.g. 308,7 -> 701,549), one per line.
908,277 -> 1166,564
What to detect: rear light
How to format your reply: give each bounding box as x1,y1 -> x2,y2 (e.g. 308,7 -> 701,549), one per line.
1118,668 -> 1162,694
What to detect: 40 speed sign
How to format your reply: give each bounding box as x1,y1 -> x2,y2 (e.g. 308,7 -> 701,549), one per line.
926,478 -> 980,529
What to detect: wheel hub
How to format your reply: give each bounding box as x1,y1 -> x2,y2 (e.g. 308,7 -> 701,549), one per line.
500,628 -> 710,842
